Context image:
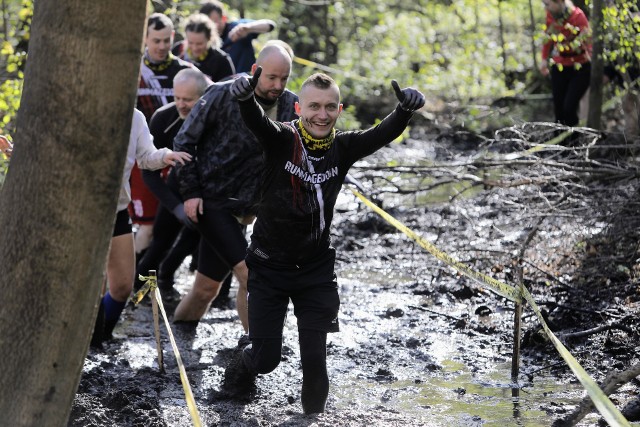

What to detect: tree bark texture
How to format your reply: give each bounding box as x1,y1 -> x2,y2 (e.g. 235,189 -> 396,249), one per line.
0,1 -> 147,425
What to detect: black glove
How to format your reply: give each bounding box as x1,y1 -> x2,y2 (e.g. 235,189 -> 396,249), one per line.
391,80 -> 425,112
172,204 -> 196,229
230,67 -> 262,101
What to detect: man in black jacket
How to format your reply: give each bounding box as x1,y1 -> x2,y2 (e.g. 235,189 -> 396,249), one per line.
173,43 -> 298,333
224,70 -> 425,413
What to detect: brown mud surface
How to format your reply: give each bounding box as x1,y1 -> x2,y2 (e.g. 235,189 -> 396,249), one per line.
69,123 -> 640,426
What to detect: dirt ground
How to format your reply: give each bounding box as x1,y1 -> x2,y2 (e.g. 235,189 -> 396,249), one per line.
69,120 -> 640,427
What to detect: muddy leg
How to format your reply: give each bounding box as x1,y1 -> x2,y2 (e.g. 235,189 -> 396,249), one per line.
232,260 -> 249,333
173,272 -> 221,321
299,329 -> 328,414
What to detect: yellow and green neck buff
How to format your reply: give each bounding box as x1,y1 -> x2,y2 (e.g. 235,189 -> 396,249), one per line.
296,120 -> 335,151
187,48 -> 208,62
143,52 -> 175,72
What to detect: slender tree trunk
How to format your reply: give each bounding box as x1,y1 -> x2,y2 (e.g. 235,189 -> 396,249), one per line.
587,0 -> 604,130
497,0 -> 511,89
2,0 -> 7,42
278,0 -> 336,64
528,0 -> 539,71
0,1 -> 147,425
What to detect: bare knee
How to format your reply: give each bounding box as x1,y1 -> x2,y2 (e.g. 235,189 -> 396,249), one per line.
191,273 -> 221,300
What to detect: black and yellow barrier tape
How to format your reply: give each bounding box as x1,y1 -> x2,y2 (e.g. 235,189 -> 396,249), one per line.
520,286 -> 631,426
350,188 -> 631,427
351,189 -> 522,302
133,275 -> 203,427
292,56 -> 369,82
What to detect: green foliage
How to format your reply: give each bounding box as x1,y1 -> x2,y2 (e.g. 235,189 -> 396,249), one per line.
318,0 -> 541,102
3,0 -> 638,136
599,0 -> 640,87
184,0 -> 547,112
0,0 -> 31,136
336,104 -> 362,131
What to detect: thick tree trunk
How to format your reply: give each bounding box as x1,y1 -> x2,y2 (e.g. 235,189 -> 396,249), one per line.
0,1 -> 147,425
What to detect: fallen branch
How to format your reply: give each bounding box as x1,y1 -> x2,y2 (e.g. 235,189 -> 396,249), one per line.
539,301 -> 618,318
558,322 -> 635,340
553,363 -> 640,426
408,305 -> 461,322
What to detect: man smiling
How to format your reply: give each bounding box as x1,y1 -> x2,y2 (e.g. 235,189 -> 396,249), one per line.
132,13 -> 197,261
224,71 -> 425,413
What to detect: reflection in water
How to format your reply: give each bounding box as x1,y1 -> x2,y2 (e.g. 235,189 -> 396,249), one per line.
330,277 -> 586,426
331,359 -> 583,426
512,386 -> 521,423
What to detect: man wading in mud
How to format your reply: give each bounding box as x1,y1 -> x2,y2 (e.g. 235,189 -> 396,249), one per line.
221,69 -> 425,414
172,43 -> 298,332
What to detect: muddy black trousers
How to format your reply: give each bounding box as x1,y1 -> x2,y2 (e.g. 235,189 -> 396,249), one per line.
243,330 -> 329,414
135,202 -> 242,289
242,249 -> 340,414
550,62 -> 591,127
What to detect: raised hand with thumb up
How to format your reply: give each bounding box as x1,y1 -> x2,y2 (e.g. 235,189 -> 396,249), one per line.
391,80 -> 425,112
230,66 -> 263,101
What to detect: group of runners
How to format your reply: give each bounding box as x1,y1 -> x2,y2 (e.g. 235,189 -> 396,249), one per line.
126,4 -> 424,413
3,2 -> 426,414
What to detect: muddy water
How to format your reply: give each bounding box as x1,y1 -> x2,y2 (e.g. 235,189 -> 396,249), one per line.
71,134 -> 636,426
71,253 -> 588,426
327,272 -> 588,427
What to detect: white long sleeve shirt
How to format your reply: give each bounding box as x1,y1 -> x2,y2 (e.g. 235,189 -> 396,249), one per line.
117,108 -> 169,211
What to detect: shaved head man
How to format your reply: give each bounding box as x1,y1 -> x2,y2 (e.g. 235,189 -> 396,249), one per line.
172,42 -> 298,333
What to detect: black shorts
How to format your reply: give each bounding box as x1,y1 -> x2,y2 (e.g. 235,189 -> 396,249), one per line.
246,248 -> 340,339
195,203 -> 248,282
113,208 -> 133,237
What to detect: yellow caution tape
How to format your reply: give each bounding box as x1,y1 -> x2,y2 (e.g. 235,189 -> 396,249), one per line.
350,188 -> 631,426
292,56 -> 369,82
131,274 -> 155,304
520,286 -> 631,427
254,40 -> 370,82
133,275 -> 203,427
351,189 -> 522,302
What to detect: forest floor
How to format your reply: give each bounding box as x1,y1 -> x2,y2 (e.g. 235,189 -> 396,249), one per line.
69,110 -> 640,426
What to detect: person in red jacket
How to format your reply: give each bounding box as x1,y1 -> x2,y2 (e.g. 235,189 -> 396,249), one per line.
540,0 -> 592,126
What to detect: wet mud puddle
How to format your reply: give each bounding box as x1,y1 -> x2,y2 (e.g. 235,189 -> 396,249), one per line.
328,274 -> 587,427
